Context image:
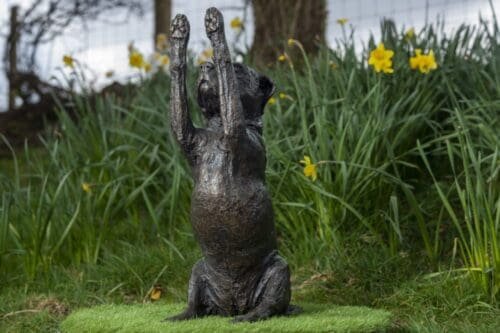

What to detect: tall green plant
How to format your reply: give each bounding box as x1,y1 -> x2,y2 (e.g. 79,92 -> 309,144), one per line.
418,109 -> 499,301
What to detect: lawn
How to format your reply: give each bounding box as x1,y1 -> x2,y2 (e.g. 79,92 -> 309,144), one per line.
61,303 -> 392,333
1,18 -> 499,332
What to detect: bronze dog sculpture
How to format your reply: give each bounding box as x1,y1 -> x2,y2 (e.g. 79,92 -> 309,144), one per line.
168,7 -> 298,322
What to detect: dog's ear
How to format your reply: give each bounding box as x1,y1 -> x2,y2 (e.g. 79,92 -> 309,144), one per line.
259,75 -> 276,109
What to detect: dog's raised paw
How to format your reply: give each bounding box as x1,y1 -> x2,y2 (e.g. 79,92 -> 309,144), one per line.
171,14 -> 190,40
205,7 -> 224,38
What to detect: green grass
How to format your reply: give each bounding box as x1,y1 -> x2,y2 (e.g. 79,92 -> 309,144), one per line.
381,275 -> 500,332
1,13 -> 500,333
60,303 -> 392,333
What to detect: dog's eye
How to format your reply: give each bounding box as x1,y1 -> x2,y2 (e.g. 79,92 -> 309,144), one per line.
199,62 -> 215,70
233,63 -> 243,72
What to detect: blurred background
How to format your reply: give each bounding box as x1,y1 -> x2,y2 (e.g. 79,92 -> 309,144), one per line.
0,0 -> 497,112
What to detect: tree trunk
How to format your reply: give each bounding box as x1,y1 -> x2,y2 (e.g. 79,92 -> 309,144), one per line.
8,6 -> 19,112
250,0 -> 327,67
154,0 -> 171,44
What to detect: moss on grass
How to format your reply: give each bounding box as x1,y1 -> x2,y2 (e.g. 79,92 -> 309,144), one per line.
61,303 -> 392,333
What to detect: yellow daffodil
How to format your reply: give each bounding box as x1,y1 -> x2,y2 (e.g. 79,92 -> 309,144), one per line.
278,93 -> 293,101
156,33 -> 168,51
81,182 -> 92,194
368,43 -> 394,74
197,48 -> 214,65
202,48 -> 214,59
63,55 -> 75,68
409,49 -> 422,69
300,155 -> 318,181
149,285 -> 163,301
267,97 -> 276,105
287,38 -> 303,51
404,28 -> 415,41
144,62 -> 152,73
409,49 -> 438,74
337,18 -> 348,25
158,55 -> 170,67
230,17 -> 243,30
129,51 -> 145,69
329,61 -> 338,70
278,54 -> 287,62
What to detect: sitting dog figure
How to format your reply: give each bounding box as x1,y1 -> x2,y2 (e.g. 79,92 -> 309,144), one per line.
168,8 -> 298,322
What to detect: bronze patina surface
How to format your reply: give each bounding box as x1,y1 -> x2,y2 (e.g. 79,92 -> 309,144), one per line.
168,7 -> 298,322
